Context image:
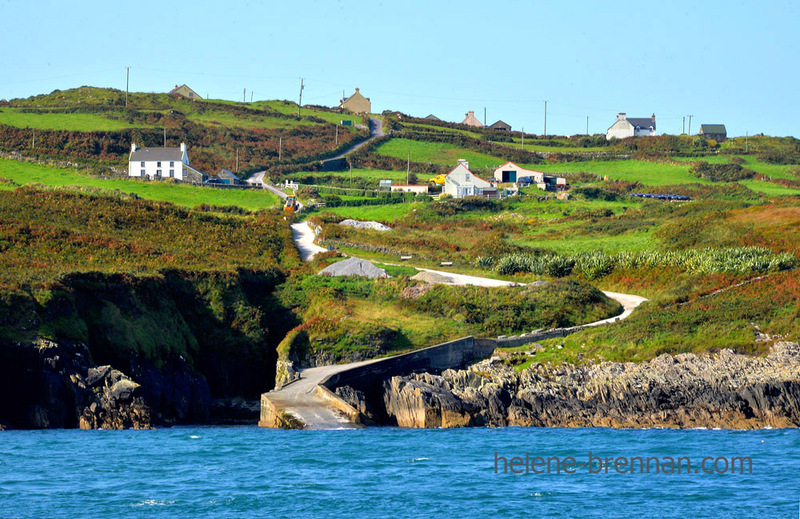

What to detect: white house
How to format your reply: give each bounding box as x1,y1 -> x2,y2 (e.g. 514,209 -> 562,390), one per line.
443,159 -> 496,199
493,161 -> 546,183
390,184 -> 429,194
128,143 -> 190,180
606,113 -> 656,140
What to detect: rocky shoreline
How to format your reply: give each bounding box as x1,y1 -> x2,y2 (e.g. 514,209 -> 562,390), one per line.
336,341 -> 800,429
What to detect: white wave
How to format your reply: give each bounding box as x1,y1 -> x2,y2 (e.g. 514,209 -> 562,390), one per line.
132,499 -> 175,507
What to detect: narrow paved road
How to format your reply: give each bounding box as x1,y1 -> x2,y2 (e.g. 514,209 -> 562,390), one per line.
324,116 -> 384,162
263,221 -> 649,429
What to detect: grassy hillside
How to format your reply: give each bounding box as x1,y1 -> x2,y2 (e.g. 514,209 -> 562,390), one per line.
0,158 -> 281,210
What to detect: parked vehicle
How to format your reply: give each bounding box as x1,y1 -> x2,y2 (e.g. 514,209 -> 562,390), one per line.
428,174 -> 447,186
284,196 -> 299,212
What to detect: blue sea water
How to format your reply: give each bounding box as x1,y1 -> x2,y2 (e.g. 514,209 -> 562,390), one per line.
0,426 -> 797,518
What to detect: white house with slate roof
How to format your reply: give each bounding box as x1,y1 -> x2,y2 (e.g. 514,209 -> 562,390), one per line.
128,143 -> 190,180
606,113 -> 656,139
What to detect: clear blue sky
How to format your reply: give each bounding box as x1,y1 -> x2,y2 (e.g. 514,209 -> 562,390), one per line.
2,0 -> 797,137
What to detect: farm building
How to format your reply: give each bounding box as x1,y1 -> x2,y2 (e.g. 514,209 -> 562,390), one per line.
213,169 -> 243,185
461,111 -> 484,127
340,88 -> 371,114
128,142 -> 206,181
699,124 -> 727,142
489,120 -> 512,131
425,114 -> 442,121
390,184 -> 429,194
168,84 -> 202,100
606,113 -> 656,139
443,159 -> 497,199
493,161 -> 545,183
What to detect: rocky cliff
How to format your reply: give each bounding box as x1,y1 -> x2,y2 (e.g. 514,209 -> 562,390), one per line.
339,342 -> 800,429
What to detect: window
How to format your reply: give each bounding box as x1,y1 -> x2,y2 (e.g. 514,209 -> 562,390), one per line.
170,161 -> 174,167
465,174 -> 471,181
157,161 -> 161,167
140,169 -> 145,176
157,170 -> 162,177
169,169 -> 174,177
140,161 -> 145,167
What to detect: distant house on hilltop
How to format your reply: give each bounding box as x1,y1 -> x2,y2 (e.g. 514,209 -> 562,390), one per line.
606,113 -> 656,139
128,143 -> 206,182
461,111 -> 484,127
489,120 -> 512,131
443,159 -> 496,199
425,114 -> 442,121
699,124 -> 727,142
168,84 -> 202,100
340,88 -> 371,114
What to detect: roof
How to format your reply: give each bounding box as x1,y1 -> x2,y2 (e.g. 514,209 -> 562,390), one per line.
699,124 -> 727,134
130,147 -> 184,162
494,161 -> 544,175
217,168 -> 240,180
424,114 -> 442,121
168,84 -> 201,99
489,120 -> 511,130
627,117 -> 656,131
446,163 -> 491,186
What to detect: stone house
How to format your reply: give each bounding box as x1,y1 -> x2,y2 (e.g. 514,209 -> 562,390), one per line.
489,120 -> 512,131
340,88 -> 371,114
606,113 -> 656,139
699,124 -> 727,142
168,84 -> 202,100
461,111 -> 484,127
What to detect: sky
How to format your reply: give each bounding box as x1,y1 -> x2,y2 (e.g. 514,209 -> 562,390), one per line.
1,0 -> 798,137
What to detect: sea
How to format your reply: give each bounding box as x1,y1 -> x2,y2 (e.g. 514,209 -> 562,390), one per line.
0,426 -> 797,518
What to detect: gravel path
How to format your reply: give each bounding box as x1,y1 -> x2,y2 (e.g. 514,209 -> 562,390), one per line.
291,222 -> 327,261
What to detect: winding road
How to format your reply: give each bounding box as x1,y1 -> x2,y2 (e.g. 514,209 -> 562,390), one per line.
261,221 -> 648,429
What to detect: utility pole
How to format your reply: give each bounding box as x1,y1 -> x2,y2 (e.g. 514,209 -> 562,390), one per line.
251,91 -> 254,103
278,137 -> 282,161
407,151 -> 410,184
297,78 -> 304,117
682,116 -> 686,134
31,128 -> 35,148
586,116 -> 589,136
521,127 -> 524,150
335,124 -> 339,145
350,164 -> 352,184
236,149 -> 239,173
125,67 -> 130,108
745,132 -> 749,153
543,101 -> 548,138
163,127 -> 166,147
484,107 -> 486,126
243,88 -> 246,103
687,115 -> 694,135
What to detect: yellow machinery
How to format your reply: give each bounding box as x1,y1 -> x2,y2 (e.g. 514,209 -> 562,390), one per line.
428,174 -> 447,186
283,196 -> 299,212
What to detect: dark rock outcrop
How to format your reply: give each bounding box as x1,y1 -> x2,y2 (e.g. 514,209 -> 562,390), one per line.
374,342 -> 800,429
79,366 -> 151,430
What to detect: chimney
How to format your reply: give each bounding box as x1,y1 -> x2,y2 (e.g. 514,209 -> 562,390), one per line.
457,158 -> 469,170
652,113 -> 656,122
355,88 -> 360,94
180,142 -> 186,154
131,143 -> 137,153
617,113 -> 626,121
175,85 -> 178,89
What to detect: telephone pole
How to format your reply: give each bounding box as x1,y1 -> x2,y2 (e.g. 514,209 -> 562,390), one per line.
297,78 -> 304,117
278,137 -> 282,161
407,151 -> 410,184
243,88 -> 246,103
543,100 -> 548,138
687,115 -> 694,135
586,116 -> 589,136
682,116 -> 686,134
250,91 -> 254,103
335,124 -> 339,145
163,127 -> 166,147
484,107 -> 486,126
521,127 -> 524,150
125,67 -> 130,108
236,149 -> 239,173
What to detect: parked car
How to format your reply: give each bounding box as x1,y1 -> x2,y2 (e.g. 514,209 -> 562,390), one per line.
516,176 -> 533,187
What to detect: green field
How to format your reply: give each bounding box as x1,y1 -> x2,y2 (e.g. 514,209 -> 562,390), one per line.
0,108 -> 146,131
401,122 -> 483,139
0,158 -> 280,210
738,179 -> 800,196
534,159 -> 704,186
374,138 -> 508,170
260,100 -> 364,126
315,201 -> 425,221
287,168 -> 411,183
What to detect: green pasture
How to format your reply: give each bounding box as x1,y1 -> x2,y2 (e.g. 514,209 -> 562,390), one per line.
374,138 -> 507,170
